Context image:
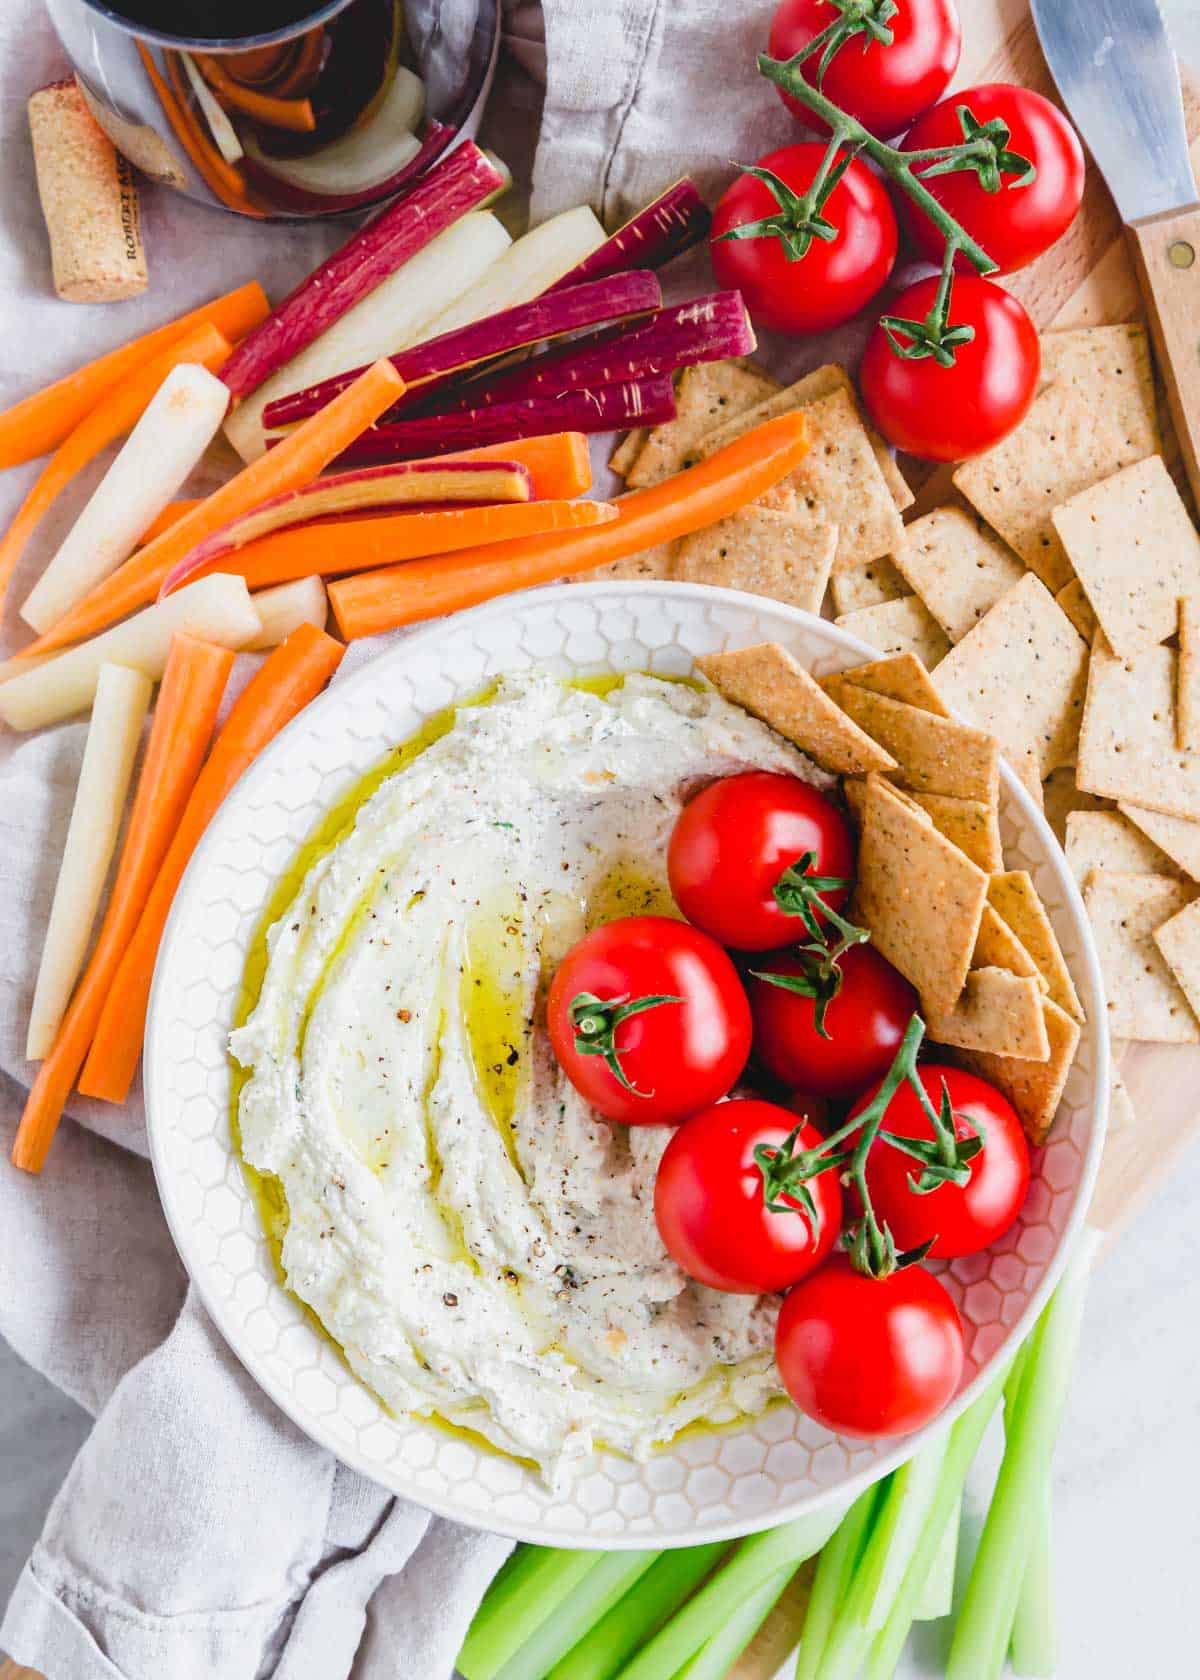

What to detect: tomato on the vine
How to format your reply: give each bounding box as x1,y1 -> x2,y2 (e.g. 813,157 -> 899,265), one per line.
668,771 -> 855,952
710,143 -> 898,335
775,1256 -> 964,1436
860,273 -> 1040,460
546,916 -> 751,1126
849,1063 -> 1030,1258
767,0 -> 961,140
654,1100 -> 842,1294
748,940 -> 917,1099
899,84 -> 1085,274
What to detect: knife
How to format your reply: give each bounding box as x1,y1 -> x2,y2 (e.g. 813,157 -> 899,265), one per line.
1031,0 -> 1200,504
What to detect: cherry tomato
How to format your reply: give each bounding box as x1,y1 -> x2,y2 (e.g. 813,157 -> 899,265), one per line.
899,84 -> 1085,274
860,274 -> 1040,461
767,0 -> 961,139
668,772 -> 855,953
775,1256 -> 964,1436
748,941 -> 917,1099
849,1063 -> 1030,1258
655,1100 -> 843,1293
546,915 -> 751,1126
710,143 -> 898,335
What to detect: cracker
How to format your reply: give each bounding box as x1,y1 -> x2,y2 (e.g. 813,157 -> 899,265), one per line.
696,362 -> 913,511
823,651 -> 949,717
573,542 -> 677,583
1043,766 -> 1110,846
833,685 -> 1000,803
1178,595 -> 1200,752
953,996 -> 1080,1144
908,790 -> 1003,872
891,505 -> 1025,643
953,325 -> 1159,592
609,427 -> 648,478
1118,802 -> 1200,882
829,557 -> 909,614
627,360 -> 779,487
973,902 -> 1043,983
1064,809 -> 1183,883
1054,579 -> 1098,644
933,573 -> 1089,777
925,968 -> 1050,1059
851,775 -> 989,1013
1050,456 -> 1200,663
672,507 -> 837,613
987,871 -> 1083,1022
835,595 -> 951,669
696,643 -> 896,776
1152,895 -> 1200,1027
1077,640 -> 1200,820
1084,872 -> 1200,1040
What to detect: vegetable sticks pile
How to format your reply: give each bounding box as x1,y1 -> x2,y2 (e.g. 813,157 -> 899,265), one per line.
0,153 -> 785,1170
457,1243 -> 1095,1680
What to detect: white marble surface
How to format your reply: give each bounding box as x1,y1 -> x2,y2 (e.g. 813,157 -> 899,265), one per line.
4,3 -> 1200,1675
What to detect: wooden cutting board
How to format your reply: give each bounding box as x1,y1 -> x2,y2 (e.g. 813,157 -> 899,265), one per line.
4,11 -> 1197,1680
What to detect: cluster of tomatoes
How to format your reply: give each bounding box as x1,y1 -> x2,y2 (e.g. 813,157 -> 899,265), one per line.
708,0 -> 1085,462
546,771 -> 1031,1440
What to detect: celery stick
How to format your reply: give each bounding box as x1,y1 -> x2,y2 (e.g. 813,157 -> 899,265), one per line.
674,1563 -> 795,1680
617,1504 -> 846,1680
1010,1489 -> 1056,1677
459,1547 -> 602,1680
794,1484 -> 881,1680
550,1546 -> 727,1680
945,1234 -> 1097,1680
866,1367 -> 1009,1680
817,1436 -> 949,1680
496,1551 -> 659,1680
913,1494 -> 960,1622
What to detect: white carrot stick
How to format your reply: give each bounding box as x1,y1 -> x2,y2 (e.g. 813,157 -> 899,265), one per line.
21,362 -> 231,633
25,662 -> 152,1058
246,576 -> 328,650
0,573 -> 261,731
180,52 -> 244,166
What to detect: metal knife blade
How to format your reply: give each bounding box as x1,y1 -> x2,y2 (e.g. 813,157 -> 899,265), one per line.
1030,0 -> 1197,225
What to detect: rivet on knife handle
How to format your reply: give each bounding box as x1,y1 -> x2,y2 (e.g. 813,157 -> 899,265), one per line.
1129,203 -> 1200,508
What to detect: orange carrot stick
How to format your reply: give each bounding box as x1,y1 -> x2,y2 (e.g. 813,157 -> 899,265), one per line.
0,322 -> 232,607
171,499 -> 618,594
194,53 -> 316,131
138,499 -> 203,545
0,281 -> 268,471
329,413 -> 811,640
78,622 -> 345,1105
141,43 -> 263,217
11,634 -> 234,1174
440,433 -> 592,501
25,360 -> 405,656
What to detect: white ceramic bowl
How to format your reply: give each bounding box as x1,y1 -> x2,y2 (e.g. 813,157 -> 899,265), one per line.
145,582 -> 1109,1547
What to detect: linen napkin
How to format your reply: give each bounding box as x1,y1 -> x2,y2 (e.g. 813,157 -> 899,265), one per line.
0,1 -> 793,1676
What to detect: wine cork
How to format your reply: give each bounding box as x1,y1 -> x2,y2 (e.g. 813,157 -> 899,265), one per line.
28,79 -> 148,304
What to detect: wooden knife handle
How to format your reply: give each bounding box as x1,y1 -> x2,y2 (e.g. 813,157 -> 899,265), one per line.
1129,202 -> 1200,509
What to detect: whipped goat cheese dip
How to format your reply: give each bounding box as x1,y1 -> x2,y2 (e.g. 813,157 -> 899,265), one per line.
232,670 -> 833,1487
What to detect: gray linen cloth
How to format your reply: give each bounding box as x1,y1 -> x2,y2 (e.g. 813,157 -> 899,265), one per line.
0,1 -> 793,1674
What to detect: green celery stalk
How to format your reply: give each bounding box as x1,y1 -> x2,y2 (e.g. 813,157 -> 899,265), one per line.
459,1547 -> 603,1680
616,1503 -> 847,1680
913,1493 -> 960,1622
550,1545 -> 727,1680
945,1234 -> 1098,1680
673,1563 -> 796,1680
495,1551 -> 660,1680
793,1484 -> 881,1680
817,1435 -> 949,1679
865,1366 -> 1009,1680
1010,1488 -> 1056,1677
